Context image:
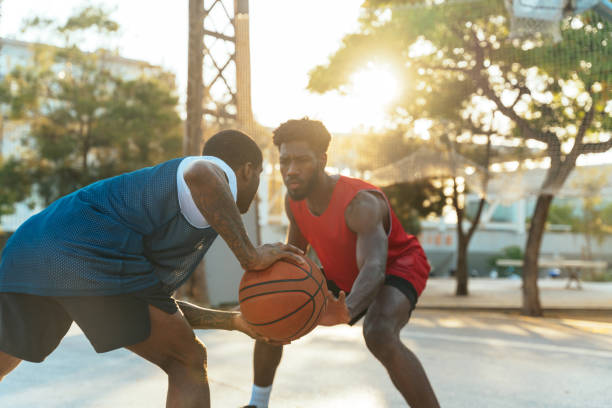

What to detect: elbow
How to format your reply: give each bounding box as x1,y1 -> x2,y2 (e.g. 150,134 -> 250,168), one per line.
368,261 -> 387,287
375,267 -> 386,287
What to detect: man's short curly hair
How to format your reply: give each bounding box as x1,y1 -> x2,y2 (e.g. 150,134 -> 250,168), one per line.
202,129 -> 262,170
272,118 -> 331,154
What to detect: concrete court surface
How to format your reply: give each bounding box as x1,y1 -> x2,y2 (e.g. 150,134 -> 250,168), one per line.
2,310 -> 612,408
418,278 -> 612,310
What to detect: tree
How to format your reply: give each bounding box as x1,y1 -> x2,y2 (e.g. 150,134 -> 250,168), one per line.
0,158 -> 32,221
306,0 -> 611,315
1,26 -> 32,221
382,179 -> 446,235
1,6 -> 182,206
448,135 -> 490,295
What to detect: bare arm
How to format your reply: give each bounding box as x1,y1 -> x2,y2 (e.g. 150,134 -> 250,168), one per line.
177,299 -> 239,331
344,191 -> 389,320
184,161 -> 304,270
177,300 -> 285,343
317,191 -> 388,326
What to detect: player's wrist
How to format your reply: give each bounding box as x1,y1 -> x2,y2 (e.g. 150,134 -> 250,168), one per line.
230,311 -> 244,331
345,300 -> 363,324
344,308 -> 354,325
239,245 -> 259,270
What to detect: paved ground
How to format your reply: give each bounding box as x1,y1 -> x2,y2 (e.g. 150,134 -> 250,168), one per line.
2,308 -> 612,408
419,278 -> 612,316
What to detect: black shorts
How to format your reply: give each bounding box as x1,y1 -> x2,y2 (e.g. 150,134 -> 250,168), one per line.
0,283 -> 178,362
326,274 -> 418,326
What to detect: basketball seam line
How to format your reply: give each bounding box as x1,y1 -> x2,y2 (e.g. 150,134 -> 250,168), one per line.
239,276 -> 310,292
244,292 -> 313,326
240,288 -> 313,303
241,260 -> 327,340
244,276 -> 326,340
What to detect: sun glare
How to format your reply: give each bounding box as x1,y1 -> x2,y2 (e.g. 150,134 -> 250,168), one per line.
330,64 -> 401,130
350,65 -> 399,105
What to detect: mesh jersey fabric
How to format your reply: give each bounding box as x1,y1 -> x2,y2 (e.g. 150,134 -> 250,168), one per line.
288,175 -> 429,294
0,158 -> 219,296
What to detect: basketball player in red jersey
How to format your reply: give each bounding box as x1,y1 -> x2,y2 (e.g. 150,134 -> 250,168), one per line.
243,119 -> 439,408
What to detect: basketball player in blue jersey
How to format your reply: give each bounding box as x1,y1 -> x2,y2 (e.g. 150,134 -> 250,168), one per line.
0,130 -> 304,407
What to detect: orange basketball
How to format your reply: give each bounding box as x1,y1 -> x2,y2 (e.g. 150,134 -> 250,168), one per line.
238,256 -> 327,342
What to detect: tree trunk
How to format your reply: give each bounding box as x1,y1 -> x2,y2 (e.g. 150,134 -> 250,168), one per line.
452,133 -> 490,297
522,194 -> 554,316
455,238 -> 469,296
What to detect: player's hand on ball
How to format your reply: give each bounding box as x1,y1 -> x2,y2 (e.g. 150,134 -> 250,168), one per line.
318,290 -> 350,326
232,313 -> 290,345
249,242 -> 305,270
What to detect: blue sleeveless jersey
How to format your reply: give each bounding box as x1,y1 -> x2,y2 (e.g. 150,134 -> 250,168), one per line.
0,158 -> 219,296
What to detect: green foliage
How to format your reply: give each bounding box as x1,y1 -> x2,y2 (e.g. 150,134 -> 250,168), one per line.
1,6 -> 182,206
602,202 -> 612,226
548,200 -> 612,235
547,203 -> 578,227
308,0 -> 611,160
586,269 -> 612,282
488,245 -> 524,276
382,179 -> 446,234
0,158 -> 32,219
22,5 -> 119,37
61,6 -> 120,34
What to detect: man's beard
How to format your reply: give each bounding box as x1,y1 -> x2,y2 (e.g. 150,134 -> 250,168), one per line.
286,174 -> 318,201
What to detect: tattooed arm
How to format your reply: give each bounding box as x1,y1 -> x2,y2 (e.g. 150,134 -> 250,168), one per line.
178,300 -> 289,344
184,160 -> 304,270
177,300 -> 240,331
176,300 -> 265,339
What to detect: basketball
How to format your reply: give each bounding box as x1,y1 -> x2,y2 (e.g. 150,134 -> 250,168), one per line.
238,256 -> 328,342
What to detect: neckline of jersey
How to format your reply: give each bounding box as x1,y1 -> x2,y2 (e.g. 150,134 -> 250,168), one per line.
305,175 -> 343,218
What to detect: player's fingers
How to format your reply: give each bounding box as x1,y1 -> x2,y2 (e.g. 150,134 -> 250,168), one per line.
281,243 -> 304,255
278,252 -> 306,265
338,290 -> 346,302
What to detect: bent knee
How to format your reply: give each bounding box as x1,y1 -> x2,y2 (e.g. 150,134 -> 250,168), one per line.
363,322 -> 398,355
158,339 -> 208,376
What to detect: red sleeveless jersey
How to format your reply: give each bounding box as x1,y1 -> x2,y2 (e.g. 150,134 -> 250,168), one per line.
288,176 -> 430,295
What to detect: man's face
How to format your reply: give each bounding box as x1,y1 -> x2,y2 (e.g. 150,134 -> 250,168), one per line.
236,163 -> 263,214
279,141 -> 324,201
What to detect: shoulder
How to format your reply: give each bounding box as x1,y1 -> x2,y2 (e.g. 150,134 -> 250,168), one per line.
345,190 -> 387,233
182,157 -> 234,197
183,158 -> 226,181
347,190 -> 386,213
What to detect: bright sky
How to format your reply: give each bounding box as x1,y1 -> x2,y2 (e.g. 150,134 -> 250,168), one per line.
0,0 -> 402,133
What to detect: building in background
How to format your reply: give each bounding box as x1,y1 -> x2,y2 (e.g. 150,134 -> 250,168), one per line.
0,38 -> 169,232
